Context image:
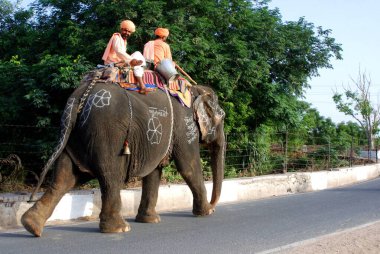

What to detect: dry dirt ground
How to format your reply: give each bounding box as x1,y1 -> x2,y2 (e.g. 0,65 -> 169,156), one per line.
268,220 -> 380,254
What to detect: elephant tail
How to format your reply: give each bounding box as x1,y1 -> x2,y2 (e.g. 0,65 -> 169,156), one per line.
28,97 -> 79,202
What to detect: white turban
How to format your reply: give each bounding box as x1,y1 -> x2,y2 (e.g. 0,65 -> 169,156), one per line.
120,20 -> 136,33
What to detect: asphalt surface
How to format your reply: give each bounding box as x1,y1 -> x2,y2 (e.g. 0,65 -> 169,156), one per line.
1,178 -> 380,254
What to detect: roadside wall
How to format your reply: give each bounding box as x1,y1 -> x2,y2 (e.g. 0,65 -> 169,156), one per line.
1,164 -> 379,230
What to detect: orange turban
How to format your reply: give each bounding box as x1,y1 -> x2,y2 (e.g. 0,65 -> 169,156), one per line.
155,28 -> 169,38
120,20 -> 136,33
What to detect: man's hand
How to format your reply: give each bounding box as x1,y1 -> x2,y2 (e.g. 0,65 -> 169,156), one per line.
130,59 -> 143,67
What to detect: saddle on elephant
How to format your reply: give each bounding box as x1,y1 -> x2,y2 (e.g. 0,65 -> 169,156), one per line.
84,66 -> 192,108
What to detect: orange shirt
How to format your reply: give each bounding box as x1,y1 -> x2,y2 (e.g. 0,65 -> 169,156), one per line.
154,39 -> 172,64
143,39 -> 172,65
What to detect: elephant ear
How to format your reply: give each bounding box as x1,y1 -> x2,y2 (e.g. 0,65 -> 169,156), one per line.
193,91 -> 225,143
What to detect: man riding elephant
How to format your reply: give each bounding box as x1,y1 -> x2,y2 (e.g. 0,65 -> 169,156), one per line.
143,27 -> 180,88
143,27 -> 173,67
103,20 -> 148,94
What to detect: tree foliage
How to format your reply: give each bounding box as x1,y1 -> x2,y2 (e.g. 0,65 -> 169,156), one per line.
1,0 -> 342,130
333,69 -> 380,149
0,0 -> 348,180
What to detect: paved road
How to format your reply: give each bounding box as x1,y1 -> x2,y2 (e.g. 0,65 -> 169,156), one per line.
1,178 -> 380,254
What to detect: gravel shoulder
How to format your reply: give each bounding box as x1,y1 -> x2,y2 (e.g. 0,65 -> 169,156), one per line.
266,220 -> 380,254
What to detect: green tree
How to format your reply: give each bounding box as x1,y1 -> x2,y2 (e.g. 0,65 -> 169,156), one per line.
0,56 -> 30,124
0,0 -> 36,62
24,54 -> 93,127
0,0 -> 344,182
333,69 -> 380,149
1,0 -> 342,132
335,121 -> 364,152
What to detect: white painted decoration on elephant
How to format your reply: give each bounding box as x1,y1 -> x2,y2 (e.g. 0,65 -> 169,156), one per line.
184,116 -> 198,144
146,107 -> 168,145
80,89 -> 112,126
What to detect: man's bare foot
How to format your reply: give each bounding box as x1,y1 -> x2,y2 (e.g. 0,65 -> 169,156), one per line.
139,87 -> 148,95
130,59 -> 143,66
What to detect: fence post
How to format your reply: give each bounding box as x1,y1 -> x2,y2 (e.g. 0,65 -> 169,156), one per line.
328,137 -> 331,170
283,131 -> 288,174
350,136 -> 353,167
367,136 -> 371,165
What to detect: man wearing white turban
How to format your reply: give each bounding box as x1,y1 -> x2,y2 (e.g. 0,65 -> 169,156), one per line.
102,20 -> 147,94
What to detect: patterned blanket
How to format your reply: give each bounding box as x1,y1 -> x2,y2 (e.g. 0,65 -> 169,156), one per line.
119,69 -> 192,108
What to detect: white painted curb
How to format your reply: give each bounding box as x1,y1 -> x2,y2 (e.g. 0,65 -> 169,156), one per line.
1,164 -> 379,230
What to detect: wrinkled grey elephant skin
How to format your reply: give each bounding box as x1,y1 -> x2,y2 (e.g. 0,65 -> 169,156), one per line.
21,82 -> 226,236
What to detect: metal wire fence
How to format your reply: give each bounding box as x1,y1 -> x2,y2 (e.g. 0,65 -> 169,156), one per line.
218,132 -> 379,178
0,125 -> 379,187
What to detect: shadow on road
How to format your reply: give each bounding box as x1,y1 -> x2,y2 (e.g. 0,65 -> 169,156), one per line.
0,232 -> 32,238
159,211 -> 194,218
49,225 -> 100,234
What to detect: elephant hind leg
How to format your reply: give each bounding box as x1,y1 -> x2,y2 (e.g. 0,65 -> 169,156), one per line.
135,168 -> 162,223
97,162 -> 130,233
22,151 -> 80,237
98,195 -> 130,233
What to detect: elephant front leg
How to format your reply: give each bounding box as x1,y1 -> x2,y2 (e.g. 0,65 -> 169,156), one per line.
98,176 -> 130,233
175,159 -> 214,216
135,168 -> 162,223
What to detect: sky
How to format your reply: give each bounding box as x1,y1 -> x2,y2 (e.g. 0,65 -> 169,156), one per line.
12,0 -> 380,124
268,0 -> 380,123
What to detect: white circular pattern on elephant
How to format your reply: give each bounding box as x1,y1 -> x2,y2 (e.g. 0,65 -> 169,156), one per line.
147,117 -> 162,144
93,89 -> 111,107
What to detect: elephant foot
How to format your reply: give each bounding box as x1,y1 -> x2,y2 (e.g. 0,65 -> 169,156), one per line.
192,203 -> 215,217
135,213 -> 161,223
99,216 -> 130,233
21,209 -> 46,237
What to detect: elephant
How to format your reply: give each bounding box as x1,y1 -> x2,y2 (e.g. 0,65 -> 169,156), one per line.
21,73 -> 226,237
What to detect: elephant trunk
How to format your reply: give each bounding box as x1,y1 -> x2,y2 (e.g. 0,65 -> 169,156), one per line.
209,125 -> 225,208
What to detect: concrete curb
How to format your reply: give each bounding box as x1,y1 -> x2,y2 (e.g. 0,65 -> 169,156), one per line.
1,163 -> 379,231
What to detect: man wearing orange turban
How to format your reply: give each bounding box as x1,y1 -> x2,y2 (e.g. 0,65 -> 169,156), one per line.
102,20 -> 147,94
143,27 -> 179,88
154,28 -> 169,38
143,27 -> 173,66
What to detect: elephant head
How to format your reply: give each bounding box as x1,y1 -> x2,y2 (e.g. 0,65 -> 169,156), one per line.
193,86 -> 226,206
